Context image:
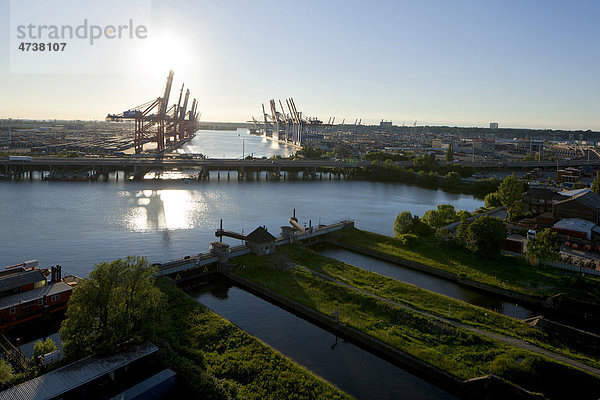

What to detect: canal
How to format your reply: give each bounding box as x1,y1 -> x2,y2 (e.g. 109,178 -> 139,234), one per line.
185,277 -> 458,400
316,245 -> 536,320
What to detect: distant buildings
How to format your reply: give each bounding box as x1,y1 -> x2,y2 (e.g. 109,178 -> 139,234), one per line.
490,123 -> 499,129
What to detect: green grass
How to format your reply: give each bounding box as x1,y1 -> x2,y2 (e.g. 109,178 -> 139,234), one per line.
281,245 -> 600,369
232,255 -> 600,399
157,280 -> 352,400
336,228 -> 600,302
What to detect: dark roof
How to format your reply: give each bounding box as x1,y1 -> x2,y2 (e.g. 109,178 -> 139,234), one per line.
0,342 -> 158,400
0,270 -> 46,292
0,281 -> 72,310
524,187 -> 559,201
245,226 -> 276,244
556,191 -> 600,210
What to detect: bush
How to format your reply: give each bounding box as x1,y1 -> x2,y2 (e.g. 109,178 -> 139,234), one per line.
33,338 -> 57,360
484,192 -> 502,208
0,360 -> 12,384
393,211 -> 414,236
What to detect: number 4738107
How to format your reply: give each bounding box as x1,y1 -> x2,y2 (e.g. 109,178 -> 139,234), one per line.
18,42 -> 66,51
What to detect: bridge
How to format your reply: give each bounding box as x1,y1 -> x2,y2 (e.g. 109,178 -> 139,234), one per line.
2,156 -> 598,181
0,157 -> 371,180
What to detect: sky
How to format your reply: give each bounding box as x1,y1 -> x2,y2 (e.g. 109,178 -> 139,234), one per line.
0,0 -> 599,130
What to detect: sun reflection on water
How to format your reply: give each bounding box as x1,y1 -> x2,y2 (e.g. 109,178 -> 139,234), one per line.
122,189 -> 206,231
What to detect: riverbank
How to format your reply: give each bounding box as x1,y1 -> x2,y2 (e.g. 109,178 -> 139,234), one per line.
229,252 -> 600,399
156,278 -> 351,399
332,228 -> 600,305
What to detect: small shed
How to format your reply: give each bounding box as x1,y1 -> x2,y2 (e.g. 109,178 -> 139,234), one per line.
245,226 -> 277,256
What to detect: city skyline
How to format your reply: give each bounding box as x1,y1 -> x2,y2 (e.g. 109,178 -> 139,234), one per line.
1,0 -> 599,131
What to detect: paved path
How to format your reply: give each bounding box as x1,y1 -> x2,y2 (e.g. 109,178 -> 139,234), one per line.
294,264 -> 600,378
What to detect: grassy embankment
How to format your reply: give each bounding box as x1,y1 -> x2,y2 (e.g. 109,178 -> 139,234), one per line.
156,279 -> 351,400
233,253 -> 600,399
281,245 -> 600,368
336,228 -> 600,303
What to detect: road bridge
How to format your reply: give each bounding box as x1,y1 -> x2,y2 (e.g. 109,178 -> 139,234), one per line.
1,157 -> 371,180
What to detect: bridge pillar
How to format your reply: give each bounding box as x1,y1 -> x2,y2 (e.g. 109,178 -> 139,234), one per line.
238,167 -> 246,180
271,167 -> 281,180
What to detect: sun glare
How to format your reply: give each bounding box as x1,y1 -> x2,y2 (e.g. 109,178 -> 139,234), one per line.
138,31 -> 191,77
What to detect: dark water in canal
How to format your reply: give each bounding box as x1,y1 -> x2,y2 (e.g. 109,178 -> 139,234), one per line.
318,246 -> 536,320
187,279 -> 458,400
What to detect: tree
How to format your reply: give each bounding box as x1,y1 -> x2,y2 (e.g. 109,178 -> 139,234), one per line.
33,338 -> 57,360
592,171 -> 600,195
484,192 -> 502,208
445,143 -> 454,162
413,153 -> 438,172
456,216 -> 507,258
444,171 -> 462,189
526,228 -> 560,265
0,360 -> 12,384
60,257 -> 165,358
393,211 -> 414,236
422,204 -> 458,229
497,174 -> 524,221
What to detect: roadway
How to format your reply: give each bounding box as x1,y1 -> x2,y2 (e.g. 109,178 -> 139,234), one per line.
2,156 -> 599,170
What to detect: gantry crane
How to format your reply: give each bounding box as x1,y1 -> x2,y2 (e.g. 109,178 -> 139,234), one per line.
106,70 -> 199,154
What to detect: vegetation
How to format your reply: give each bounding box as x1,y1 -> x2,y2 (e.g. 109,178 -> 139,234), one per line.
358,157 -> 501,198
393,211 -> 414,236
444,171 -> 462,189
233,252 -> 600,399
445,143 -> 454,162
296,146 -> 325,159
421,204 -> 466,229
0,360 -> 12,384
527,229 -> 561,265
456,216 -> 507,259
484,191 -> 502,208
157,280 -> 350,399
412,153 -> 438,172
336,228 -> 600,302
60,257 -> 166,358
497,174 -> 524,220
32,338 -> 57,360
281,245 -> 600,367
592,171 -> 600,195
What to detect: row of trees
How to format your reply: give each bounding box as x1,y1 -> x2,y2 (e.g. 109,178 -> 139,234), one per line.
394,207 -> 508,259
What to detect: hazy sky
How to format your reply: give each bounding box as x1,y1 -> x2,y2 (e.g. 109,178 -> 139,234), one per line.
1,0 -> 599,130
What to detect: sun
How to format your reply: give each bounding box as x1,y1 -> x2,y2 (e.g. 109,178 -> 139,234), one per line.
137,31 -> 191,78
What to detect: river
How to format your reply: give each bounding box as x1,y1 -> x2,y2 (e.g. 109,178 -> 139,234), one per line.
0,129 -> 483,276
